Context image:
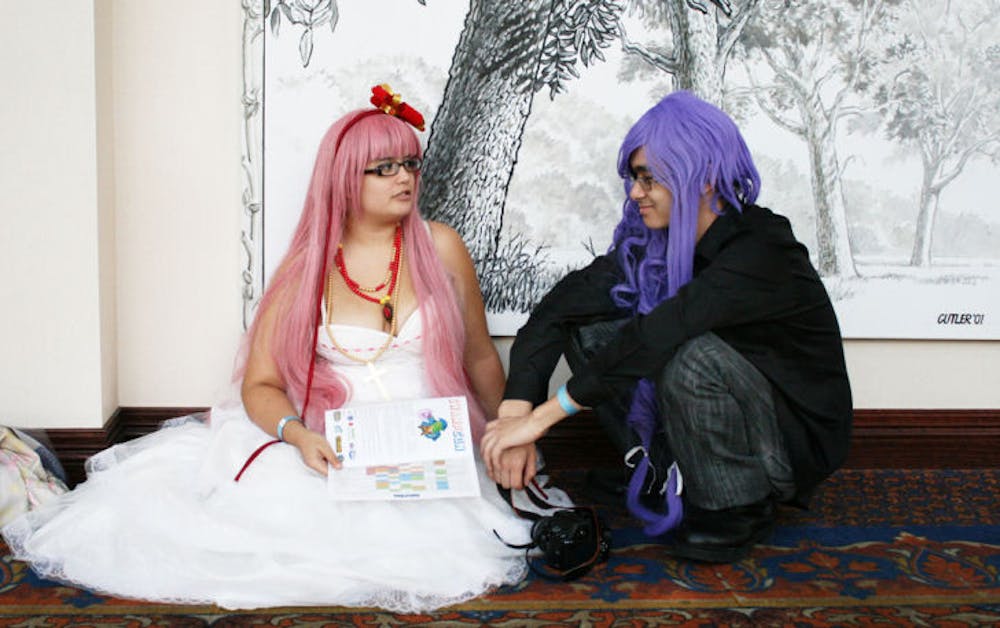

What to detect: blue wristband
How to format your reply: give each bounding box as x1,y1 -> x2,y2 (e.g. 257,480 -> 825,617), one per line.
276,415 -> 302,441
556,385 -> 579,416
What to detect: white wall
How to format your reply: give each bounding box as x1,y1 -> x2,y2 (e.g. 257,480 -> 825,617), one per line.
844,340 -> 1000,408
111,1 -> 243,408
497,339 -> 1000,410
0,1 -> 112,428
0,1 -> 242,429
0,2 -> 996,431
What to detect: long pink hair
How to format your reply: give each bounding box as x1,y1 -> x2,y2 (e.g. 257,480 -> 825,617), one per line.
236,110 -> 485,438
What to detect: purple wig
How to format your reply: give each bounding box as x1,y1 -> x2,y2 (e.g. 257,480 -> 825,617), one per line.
611,90 -> 760,311
608,91 -> 761,534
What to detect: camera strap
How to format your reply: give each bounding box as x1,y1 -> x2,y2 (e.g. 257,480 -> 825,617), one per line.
495,481 -> 557,523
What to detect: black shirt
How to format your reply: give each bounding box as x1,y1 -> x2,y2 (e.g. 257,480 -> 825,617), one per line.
504,205 -> 853,497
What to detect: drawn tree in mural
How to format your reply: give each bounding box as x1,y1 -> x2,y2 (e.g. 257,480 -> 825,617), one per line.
421,0 -> 622,310
424,0 -> 768,310
618,0 -> 761,104
871,0 -> 1000,267
736,0 -> 890,278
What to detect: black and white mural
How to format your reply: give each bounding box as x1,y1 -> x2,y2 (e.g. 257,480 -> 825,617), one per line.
241,0 -> 999,338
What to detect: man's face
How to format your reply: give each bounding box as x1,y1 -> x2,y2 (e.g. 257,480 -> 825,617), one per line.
628,147 -> 673,230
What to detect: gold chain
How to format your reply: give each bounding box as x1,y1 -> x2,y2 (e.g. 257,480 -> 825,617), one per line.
323,233 -> 404,364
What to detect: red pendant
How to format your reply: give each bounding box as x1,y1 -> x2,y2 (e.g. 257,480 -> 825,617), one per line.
382,302 -> 393,322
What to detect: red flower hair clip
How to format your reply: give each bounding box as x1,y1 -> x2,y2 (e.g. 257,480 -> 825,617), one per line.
370,84 -> 426,132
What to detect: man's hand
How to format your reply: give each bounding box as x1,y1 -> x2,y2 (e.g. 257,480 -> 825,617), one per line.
497,399 -> 533,419
481,412 -> 548,481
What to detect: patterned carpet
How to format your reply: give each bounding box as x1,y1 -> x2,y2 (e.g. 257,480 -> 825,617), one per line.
2,469 -> 999,627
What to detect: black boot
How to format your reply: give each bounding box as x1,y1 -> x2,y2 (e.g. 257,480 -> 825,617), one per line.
663,498 -> 776,563
583,465 -> 666,509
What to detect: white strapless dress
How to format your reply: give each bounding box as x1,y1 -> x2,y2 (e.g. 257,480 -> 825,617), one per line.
2,312 -> 538,611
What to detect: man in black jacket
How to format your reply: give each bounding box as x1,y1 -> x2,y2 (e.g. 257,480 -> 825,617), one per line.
481,91 -> 852,563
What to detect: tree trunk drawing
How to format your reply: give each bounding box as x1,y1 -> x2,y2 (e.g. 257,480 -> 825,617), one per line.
421,1 -> 553,266
911,160 -> 942,266
803,107 -> 856,276
760,84 -> 858,277
667,2 -> 723,97
620,0 -> 760,104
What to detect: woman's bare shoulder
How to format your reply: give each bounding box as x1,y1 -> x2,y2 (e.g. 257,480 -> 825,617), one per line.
426,220 -> 471,263
427,219 -> 462,242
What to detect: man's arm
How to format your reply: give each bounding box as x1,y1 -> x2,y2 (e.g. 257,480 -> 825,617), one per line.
504,254 -> 624,405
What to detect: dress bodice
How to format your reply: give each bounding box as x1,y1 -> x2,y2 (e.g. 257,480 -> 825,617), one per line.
315,310 -> 429,405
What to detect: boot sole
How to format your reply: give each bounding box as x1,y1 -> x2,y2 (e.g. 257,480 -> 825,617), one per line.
663,520 -> 776,564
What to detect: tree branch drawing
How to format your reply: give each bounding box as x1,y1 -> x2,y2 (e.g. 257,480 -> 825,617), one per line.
265,0 -> 339,67
734,0 -> 891,277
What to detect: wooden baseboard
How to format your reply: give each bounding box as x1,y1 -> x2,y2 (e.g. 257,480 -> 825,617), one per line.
43,407 -> 1000,487
539,409 -> 1000,470
45,407 -> 208,487
844,410 -> 1000,468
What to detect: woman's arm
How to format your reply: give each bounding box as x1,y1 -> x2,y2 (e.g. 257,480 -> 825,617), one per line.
428,221 -> 505,415
429,221 -> 537,488
241,298 -> 340,475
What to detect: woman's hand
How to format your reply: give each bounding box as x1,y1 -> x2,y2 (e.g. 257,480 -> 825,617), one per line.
488,400 -> 538,489
283,421 -> 341,476
493,443 -> 537,490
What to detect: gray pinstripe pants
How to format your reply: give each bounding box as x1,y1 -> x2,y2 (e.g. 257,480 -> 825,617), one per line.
568,324 -> 795,510
656,332 -> 795,510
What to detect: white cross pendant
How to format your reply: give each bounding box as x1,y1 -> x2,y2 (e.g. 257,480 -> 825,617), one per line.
364,361 -> 393,401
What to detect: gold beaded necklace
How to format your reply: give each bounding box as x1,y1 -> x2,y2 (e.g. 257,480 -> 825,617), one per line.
323,231 -> 404,365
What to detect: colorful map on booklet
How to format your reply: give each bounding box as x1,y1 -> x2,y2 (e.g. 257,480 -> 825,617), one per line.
325,396 -> 480,501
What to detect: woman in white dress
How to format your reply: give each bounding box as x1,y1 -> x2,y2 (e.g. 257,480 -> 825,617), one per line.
3,88 -> 541,611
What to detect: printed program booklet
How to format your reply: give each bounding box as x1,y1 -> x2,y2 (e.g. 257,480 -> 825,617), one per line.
325,396 -> 480,501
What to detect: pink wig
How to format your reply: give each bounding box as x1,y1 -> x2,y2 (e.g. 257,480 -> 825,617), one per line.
237,110 -> 486,438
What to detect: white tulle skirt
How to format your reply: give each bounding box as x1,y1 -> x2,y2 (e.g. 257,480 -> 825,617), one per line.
2,406 -> 537,611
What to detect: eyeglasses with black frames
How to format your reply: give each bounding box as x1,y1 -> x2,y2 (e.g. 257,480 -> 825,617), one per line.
628,171 -> 657,192
363,158 -> 423,177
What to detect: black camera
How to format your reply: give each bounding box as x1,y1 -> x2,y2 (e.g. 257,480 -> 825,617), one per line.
529,507 -> 612,580
493,483 -> 613,581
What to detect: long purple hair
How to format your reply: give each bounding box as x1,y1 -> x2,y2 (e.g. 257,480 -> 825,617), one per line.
609,91 -> 761,533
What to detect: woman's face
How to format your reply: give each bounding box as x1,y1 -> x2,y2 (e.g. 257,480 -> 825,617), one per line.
628,147 -> 673,230
359,154 -> 420,221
